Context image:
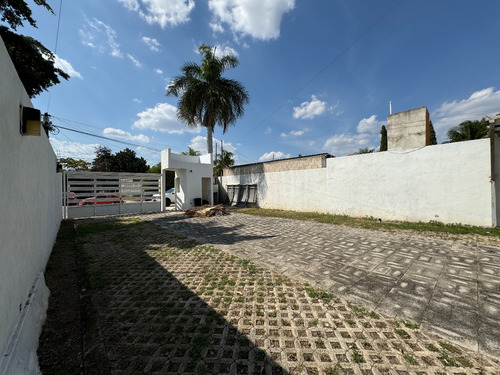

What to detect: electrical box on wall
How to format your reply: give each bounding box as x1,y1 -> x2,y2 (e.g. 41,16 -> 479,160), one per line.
20,106 -> 41,136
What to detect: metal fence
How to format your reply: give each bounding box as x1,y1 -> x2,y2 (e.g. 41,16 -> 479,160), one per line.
62,171 -> 162,219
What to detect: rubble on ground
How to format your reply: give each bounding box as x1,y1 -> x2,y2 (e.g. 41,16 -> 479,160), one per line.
184,204 -> 227,217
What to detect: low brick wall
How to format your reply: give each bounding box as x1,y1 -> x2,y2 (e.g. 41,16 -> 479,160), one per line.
223,153 -> 331,176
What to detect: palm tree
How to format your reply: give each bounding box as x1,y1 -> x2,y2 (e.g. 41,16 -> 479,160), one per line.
446,119 -> 489,143
166,44 -> 249,155
181,147 -> 201,156
213,150 -> 235,177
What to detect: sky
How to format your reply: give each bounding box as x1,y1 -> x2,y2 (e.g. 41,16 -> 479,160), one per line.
14,0 -> 500,166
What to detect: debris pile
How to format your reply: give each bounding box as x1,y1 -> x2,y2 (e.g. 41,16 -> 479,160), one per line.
184,204 -> 227,217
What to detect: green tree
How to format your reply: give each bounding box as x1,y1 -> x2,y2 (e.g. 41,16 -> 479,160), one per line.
380,125 -> 388,151
147,162 -> 175,189
213,149 -> 235,177
354,147 -> 374,154
91,146 -> 114,172
61,157 -> 90,171
113,148 -> 149,173
446,119 -> 489,143
147,162 -> 161,174
429,121 -> 437,145
166,44 -> 249,154
181,147 -> 201,156
0,1 -> 69,97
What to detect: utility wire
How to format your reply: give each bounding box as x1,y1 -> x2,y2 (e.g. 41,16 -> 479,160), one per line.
46,0 -> 64,112
54,125 -> 163,153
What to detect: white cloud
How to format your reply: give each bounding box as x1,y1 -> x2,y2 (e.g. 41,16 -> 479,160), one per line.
133,98 -> 142,103
103,127 -> 150,143
79,18 -> 122,57
322,133 -> 372,156
49,138 -> 99,162
432,87 -> 500,141
264,127 -> 272,135
189,135 -> 237,158
54,55 -> 82,79
118,0 -> 195,28
142,36 -> 161,52
280,129 -> 306,137
214,43 -> 238,57
293,95 -> 328,120
209,21 -> 224,33
133,103 -> 199,134
208,0 -> 295,41
356,115 -> 383,134
188,135 -> 208,154
118,0 -> 139,11
322,114 -> 381,156
155,68 -> 163,75
259,151 -> 291,162
127,53 -> 142,67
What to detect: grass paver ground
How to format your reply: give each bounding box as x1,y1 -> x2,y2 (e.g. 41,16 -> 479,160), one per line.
39,217 -> 500,374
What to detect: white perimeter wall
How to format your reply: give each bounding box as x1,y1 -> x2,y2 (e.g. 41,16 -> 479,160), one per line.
222,139 -> 494,227
0,37 -> 61,372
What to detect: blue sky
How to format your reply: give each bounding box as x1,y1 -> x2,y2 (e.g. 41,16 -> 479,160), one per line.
18,0 -> 500,166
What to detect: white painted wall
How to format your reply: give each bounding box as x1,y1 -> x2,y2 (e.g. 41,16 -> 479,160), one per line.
161,149 -> 213,210
0,37 -> 61,373
221,139 -> 495,227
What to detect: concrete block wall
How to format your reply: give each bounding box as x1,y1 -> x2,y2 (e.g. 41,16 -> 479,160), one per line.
223,153 -> 331,176
0,36 -> 61,374
388,106 -> 430,150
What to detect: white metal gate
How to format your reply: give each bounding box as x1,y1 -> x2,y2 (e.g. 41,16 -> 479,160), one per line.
62,171 -> 162,219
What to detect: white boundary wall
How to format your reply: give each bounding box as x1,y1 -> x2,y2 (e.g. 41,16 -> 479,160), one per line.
0,37 -> 61,373
221,139 -> 495,227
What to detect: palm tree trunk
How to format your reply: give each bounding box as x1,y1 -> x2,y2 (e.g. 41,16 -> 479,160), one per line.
206,126 -> 213,155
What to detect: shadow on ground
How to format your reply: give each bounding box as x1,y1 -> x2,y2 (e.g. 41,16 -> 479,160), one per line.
39,218 -> 285,374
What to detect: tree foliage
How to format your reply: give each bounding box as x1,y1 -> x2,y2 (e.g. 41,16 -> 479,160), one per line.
213,149 -> 235,177
166,44 -> 249,154
354,147 -> 374,154
61,157 -> 90,171
0,0 -> 53,30
91,146 -> 114,172
91,146 -> 149,173
429,121 -> 437,145
446,119 -> 489,143
147,162 -> 174,188
181,147 -> 201,156
380,125 -> 388,151
0,0 -> 69,97
147,162 -> 161,174
114,148 -> 149,173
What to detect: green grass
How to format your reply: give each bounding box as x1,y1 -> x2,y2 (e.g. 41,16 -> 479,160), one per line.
394,328 -> 411,339
439,341 -> 461,354
77,218 -> 143,236
305,287 -> 333,303
403,353 -> 419,365
351,346 -> 364,363
239,208 -> 500,237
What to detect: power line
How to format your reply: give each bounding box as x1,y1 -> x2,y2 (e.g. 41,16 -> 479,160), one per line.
54,125 -> 163,152
46,0 -> 64,112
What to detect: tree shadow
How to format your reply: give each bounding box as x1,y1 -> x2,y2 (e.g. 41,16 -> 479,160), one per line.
150,214 -> 276,246
80,219 -> 289,374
